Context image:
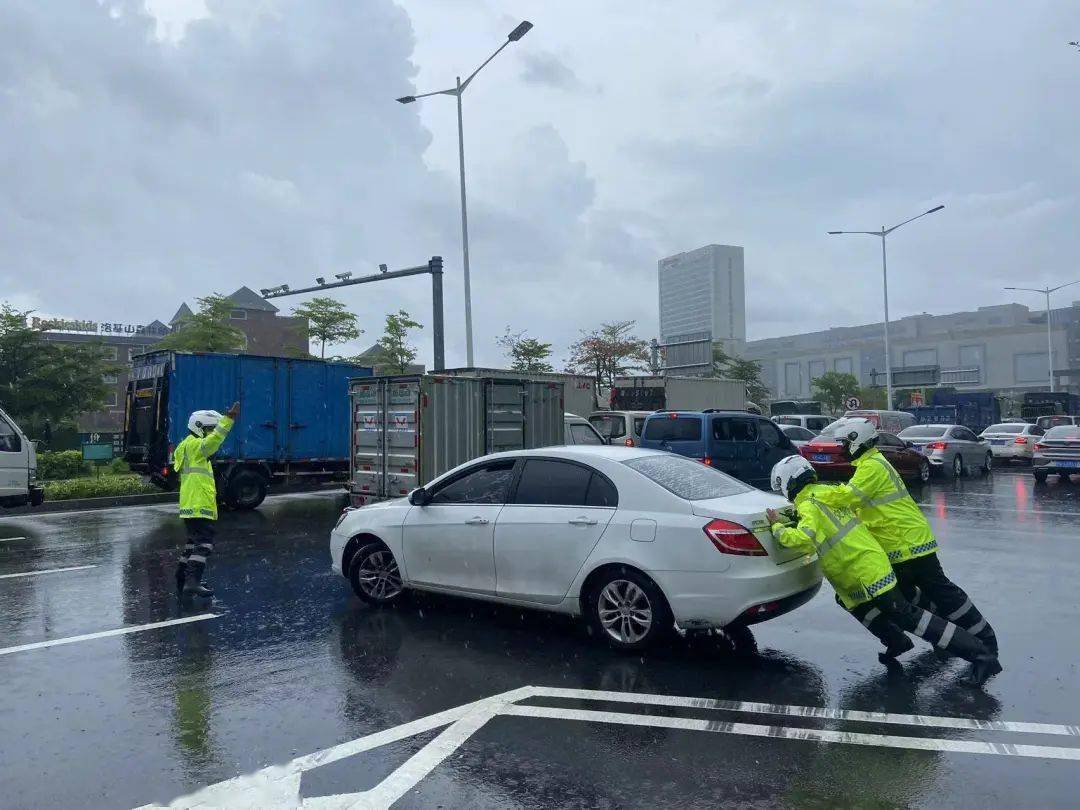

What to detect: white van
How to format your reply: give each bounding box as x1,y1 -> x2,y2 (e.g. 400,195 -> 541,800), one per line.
0,407 -> 42,509
588,411 -> 651,447
564,413 -> 606,445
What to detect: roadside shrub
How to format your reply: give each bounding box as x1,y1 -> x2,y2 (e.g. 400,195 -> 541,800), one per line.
37,450 -> 87,481
43,474 -> 158,501
107,457 -> 131,475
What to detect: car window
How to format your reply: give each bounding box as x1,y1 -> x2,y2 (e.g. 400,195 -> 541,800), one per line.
589,414 -> 625,439
712,418 -> 758,442
632,417 -> 646,436
585,473 -> 618,507
775,417 -> 800,426
877,432 -> 902,447
985,423 -> 1024,434
0,415 -> 21,453
757,420 -> 783,447
953,428 -> 978,442
783,426 -> 814,441
569,423 -> 603,445
1029,426 -> 1045,436
899,426 -> 947,439
430,460 -> 516,505
807,417 -> 831,432
513,459 -> 594,506
1044,426 -> 1080,440
623,455 -> 751,500
643,416 -> 702,442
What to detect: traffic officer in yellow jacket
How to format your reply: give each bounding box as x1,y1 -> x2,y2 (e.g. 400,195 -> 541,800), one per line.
814,418 -> 998,655
766,455 -> 1001,686
173,402 -> 239,598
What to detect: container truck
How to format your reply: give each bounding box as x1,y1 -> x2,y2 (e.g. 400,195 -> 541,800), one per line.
124,351 -> 372,510
609,376 -> 747,412
439,367 -> 598,418
349,373 -> 564,505
905,401 -> 1001,435
0,407 -> 43,509
1020,392 -> 1079,423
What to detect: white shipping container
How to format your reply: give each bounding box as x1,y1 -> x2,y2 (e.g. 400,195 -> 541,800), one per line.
440,367 -> 598,418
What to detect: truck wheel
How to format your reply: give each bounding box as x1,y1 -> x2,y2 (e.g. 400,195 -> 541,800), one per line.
225,469 -> 268,510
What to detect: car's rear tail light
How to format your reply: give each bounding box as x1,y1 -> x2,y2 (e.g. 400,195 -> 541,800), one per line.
1014,436 -> 1028,444
703,519 -> 767,556
741,600 -> 781,620
624,437 -> 634,447
927,441 -> 949,451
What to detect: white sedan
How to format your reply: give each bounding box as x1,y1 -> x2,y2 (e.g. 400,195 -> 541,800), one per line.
330,446 -> 822,651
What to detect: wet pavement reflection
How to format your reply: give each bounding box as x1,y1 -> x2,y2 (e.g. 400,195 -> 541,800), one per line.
1,472 -> 1078,808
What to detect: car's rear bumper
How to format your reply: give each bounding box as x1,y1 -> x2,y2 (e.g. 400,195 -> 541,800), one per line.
989,445 -> 1030,459
654,556 -> 823,630
1032,457 -> 1080,473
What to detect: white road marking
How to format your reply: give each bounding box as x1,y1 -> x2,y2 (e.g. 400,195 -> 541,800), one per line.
0,536 -> 27,542
0,564 -> 97,580
141,685 -> 1080,809
503,704 -> 1080,762
0,613 -> 219,657
920,503 -> 1080,518
535,687 -> 1080,736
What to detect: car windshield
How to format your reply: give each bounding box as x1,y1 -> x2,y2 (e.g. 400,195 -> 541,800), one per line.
1044,426 -> 1080,440
984,424 -> 1024,434
623,455 -> 751,500
899,426 -> 948,438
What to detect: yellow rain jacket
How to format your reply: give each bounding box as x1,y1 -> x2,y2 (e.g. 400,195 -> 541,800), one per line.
770,482 -> 897,609
814,447 -> 937,564
172,416 -> 233,521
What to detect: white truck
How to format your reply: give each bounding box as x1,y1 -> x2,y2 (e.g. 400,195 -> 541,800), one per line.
609,376 -> 748,412
0,407 -> 43,509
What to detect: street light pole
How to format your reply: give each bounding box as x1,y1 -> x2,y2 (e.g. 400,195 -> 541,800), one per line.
1004,280 -> 1080,393
828,204 -> 944,411
396,21 -> 533,369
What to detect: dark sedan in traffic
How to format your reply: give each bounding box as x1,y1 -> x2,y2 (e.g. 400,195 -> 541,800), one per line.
800,423 -> 931,484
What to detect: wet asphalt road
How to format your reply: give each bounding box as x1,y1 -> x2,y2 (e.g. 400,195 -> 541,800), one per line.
2,469 -> 1079,809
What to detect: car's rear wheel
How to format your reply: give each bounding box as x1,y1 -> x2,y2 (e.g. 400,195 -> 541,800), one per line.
979,453 -> 992,477
586,568 -> 671,652
349,543 -> 404,606
1033,469 -> 1049,484
918,459 -> 931,484
950,454 -> 964,478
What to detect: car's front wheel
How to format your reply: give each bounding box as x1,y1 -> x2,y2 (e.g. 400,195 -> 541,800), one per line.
917,459 -> 931,484
349,543 -> 404,606
979,453 -> 993,477
586,568 -> 672,652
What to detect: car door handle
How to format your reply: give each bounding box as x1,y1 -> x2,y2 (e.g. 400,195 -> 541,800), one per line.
568,517 -> 598,526
464,517 -> 489,525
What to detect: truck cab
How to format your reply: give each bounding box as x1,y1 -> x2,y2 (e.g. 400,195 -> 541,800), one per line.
0,407 -> 43,509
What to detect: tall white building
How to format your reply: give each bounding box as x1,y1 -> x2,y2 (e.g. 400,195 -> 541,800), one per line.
658,244 -> 746,360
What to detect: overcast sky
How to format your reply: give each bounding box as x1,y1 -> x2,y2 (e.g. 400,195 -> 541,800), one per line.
2,1 -> 1078,367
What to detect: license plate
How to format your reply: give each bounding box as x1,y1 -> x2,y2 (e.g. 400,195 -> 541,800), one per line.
990,439 -> 1007,446
812,454 -> 832,462
1057,460 -> 1080,468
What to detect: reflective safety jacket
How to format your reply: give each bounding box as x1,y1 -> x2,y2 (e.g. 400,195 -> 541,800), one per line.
770,482 -> 897,609
172,416 -> 233,521
813,447 -> 937,564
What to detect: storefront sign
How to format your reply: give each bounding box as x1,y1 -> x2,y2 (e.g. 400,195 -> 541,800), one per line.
31,318 -> 169,336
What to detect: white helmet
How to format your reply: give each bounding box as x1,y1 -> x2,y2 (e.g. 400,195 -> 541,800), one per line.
834,417 -> 878,457
771,454 -> 816,500
188,410 -> 223,438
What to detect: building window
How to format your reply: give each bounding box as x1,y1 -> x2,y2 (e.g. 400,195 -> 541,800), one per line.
103,391 -> 118,408
808,360 -> 826,383
230,309 -> 248,320
959,344 -> 983,369
102,374 -> 118,385
833,357 -> 853,375
102,346 -> 118,361
784,362 -> 801,396
903,348 -> 938,367
1015,352 -> 1049,383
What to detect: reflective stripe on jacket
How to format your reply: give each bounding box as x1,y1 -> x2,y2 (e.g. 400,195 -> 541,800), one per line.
172,415 -> 233,521
770,482 -> 896,609
813,448 -> 936,564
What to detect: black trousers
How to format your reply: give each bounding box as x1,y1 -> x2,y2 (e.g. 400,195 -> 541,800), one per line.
895,553 -> 998,653
180,519 -> 216,580
847,587 -> 988,663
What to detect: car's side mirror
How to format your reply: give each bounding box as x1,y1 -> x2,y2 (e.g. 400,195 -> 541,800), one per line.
408,487 -> 430,506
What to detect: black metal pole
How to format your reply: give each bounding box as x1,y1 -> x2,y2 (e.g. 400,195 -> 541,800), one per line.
430,255 -> 445,371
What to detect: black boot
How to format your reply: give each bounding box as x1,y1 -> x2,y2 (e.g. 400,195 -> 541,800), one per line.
964,655 -> 1002,687
175,562 -> 187,594
182,565 -> 214,599
877,635 -> 914,665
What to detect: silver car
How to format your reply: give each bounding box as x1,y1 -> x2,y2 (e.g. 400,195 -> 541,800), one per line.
1032,425 -> 1080,483
897,424 -> 993,478
778,423 -> 817,449
980,422 -> 1044,463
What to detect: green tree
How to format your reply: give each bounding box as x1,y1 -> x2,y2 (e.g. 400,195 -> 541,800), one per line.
811,371 -> 861,413
0,303 -> 119,433
292,297 -> 363,359
156,295 -> 246,353
711,344 -> 770,404
373,310 -> 423,374
496,328 -> 554,373
566,320 -> 650,388
857,385 -> 887,410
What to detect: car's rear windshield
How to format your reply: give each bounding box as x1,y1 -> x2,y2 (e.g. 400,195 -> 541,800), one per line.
1044,426 -> 1080,440
623,455 -> 751,500
589,414 -> 625,439
899,426 -> 948,438
775,416 -> 802,426
985,424 -> 1024,434
1038,416 -> 1076,429
642,416 -> 702,442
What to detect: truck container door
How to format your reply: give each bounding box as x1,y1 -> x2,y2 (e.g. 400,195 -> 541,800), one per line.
240,356 -> 278,460
523,382 -> 564,448
385,380 -> 420,498
351,380 -> 387,499
487,380 -> 525,454
287,360 -> 327,459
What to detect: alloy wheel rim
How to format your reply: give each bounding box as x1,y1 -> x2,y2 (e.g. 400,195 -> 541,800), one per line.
920,461 -> 930,482
954,456 -> 963,476
357,550 -> 403,600
598,579 -> 653,643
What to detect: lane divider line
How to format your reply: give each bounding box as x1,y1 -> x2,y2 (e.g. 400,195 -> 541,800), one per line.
0,564 -> 97,580
0,536 -> 27,542
503,704 -> 1080,762
921,503 -> 1080,518
535,686 -> 1080,736
0,613 -> 219,657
